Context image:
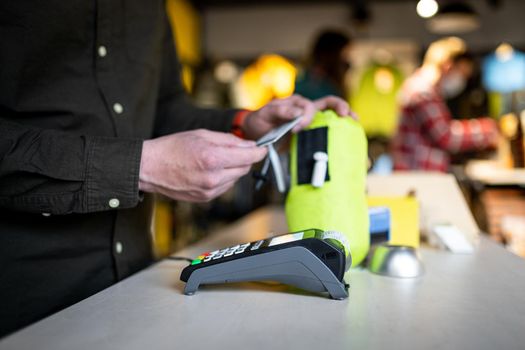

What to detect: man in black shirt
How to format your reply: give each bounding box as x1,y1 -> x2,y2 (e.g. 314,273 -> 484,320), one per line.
0,0 -> 351,337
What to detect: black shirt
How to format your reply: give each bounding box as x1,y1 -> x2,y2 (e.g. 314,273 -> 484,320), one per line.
0,0 -> 235,336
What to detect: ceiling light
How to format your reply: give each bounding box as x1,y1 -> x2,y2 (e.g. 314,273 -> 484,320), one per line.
417,0 -> 439,19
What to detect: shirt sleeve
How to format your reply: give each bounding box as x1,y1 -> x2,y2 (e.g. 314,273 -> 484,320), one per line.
153,15 -> 237,137
417,97 -> 496,153
0,119 -> 143,215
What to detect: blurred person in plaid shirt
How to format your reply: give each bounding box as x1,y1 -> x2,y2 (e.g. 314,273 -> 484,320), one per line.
391,37 -> 498,172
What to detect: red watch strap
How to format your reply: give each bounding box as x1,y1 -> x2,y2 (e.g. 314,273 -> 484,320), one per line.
232,110 -> 251,139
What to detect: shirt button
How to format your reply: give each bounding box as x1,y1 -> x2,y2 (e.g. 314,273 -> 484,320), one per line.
113,103 -> 124,114
98,45 -> 107,58
109,198 -> 120,208
115,241 -> 123,254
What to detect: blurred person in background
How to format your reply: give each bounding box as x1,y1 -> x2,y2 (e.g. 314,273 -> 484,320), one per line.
295,29 -> 353,100
391,37 -> 498,172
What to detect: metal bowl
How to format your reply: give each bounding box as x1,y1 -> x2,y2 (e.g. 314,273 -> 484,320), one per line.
368,244 -> 424,278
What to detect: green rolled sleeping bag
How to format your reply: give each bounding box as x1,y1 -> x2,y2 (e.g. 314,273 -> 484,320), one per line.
285,110 -> 369,266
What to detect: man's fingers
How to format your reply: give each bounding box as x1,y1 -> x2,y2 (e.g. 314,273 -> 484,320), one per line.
216,145 -> 268,169
269,103 -> 302,123
289,95 -> 316,132
201,129 -> 257,148
314,96 -> 350,116
314,95 -> 357,119
215,165 -> 252,187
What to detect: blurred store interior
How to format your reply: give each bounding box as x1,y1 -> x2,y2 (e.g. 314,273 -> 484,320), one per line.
157,0 -> 525,258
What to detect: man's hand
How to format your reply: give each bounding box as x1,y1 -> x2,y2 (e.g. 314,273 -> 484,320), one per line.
241,94 -> 355,140
139,129 -> 267,202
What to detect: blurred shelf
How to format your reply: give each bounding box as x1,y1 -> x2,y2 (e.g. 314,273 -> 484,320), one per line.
465,160 -> 525,186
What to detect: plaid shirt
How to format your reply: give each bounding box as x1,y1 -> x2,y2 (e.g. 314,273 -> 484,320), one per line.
391,70 -> 496,172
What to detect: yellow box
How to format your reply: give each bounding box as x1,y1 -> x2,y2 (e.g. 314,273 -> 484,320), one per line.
367,196 -> 420,248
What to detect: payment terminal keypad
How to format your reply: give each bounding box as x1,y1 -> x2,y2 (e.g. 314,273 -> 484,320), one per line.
191,242 -> 258,266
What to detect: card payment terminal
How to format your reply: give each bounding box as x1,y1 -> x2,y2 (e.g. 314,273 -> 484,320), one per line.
180,229 -> 351,300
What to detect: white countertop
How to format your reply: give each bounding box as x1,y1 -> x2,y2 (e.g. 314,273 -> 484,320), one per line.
2,173 -> 525,350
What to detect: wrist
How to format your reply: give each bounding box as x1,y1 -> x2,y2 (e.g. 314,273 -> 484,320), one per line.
138,140 -> 154,192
